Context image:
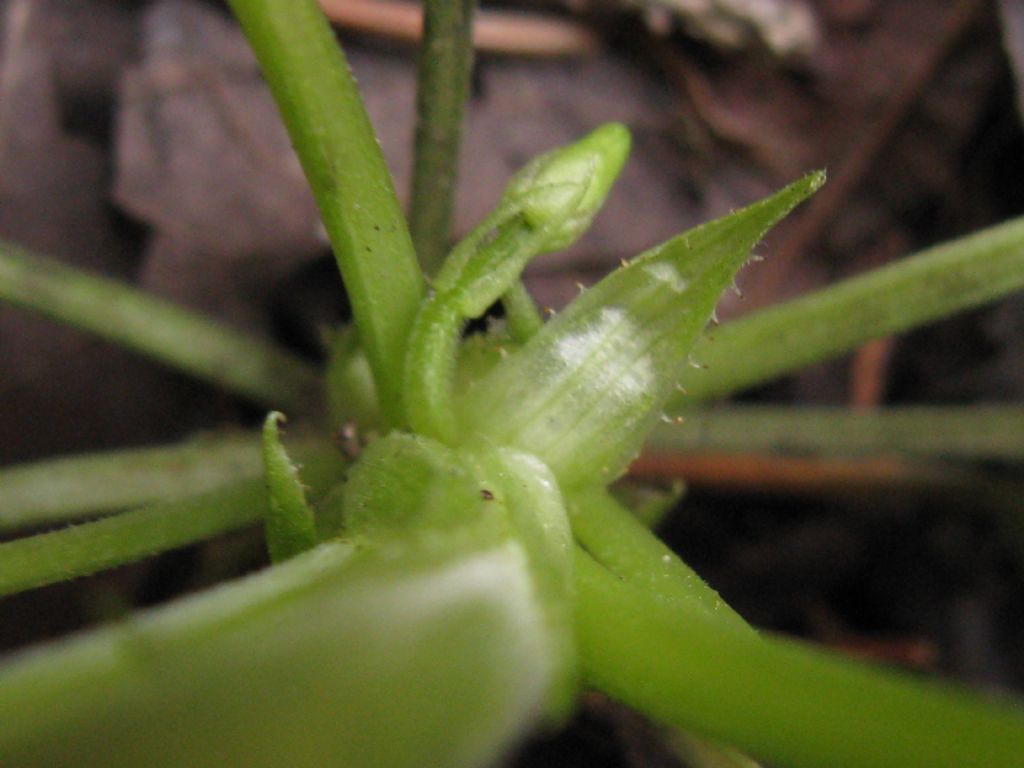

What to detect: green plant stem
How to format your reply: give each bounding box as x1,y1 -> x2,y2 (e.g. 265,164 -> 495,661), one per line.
0,240 -> 321,414
502,281 -> 544,342
651,404 -> 1024,461
0,448 -> 345,597
227,0 -> 424,426
0,432 -> 298,531
574,548 -> 1024,768
674,215 -> 1024,403
409,0 -> 476,275
568,487 -> 750,633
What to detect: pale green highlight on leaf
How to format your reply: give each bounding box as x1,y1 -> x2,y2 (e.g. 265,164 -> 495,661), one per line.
460,173 -> 823,490
261,413 -> 319,562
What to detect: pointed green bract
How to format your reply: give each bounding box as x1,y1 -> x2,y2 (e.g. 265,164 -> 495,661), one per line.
459,173 -> 824,490
261,413 -> 319,562
404,124 -> 631,443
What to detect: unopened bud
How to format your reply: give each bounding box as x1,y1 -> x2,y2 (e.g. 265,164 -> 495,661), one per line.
502,122 -> 631,251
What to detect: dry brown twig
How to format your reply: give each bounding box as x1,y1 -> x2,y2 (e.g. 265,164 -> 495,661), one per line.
319,0 -> 600,57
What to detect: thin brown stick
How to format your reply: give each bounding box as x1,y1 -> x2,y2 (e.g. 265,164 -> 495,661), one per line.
629,452 -> 973,498
319,0 -> 599,57
848,232 -> 907,407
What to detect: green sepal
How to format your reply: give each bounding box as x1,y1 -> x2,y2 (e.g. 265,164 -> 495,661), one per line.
261,412 -> 319,562
341,432 -> 500,541
472,447 -> 577,720
459,172 -> 824,490
341,433 -> 577,716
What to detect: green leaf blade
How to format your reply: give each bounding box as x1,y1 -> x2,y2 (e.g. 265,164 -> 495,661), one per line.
228,0 -> 425,427
0,240 -> 322,414
460,173 -> 824,489
673,211 -> 1024,404
0,539 -> 555,768
568,487 -> 750,634
0,447 -> 346,598
575,548 -> 1024,768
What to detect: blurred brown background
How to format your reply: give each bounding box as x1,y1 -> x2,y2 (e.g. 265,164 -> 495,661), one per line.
1,1 -> 1023,764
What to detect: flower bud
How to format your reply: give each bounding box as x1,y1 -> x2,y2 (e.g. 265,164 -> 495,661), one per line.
502,123 -> 631,251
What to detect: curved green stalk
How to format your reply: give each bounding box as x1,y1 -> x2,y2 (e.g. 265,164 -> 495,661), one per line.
675,215 -> 1024,403
0,240 -> 321,414
409,0 -> 476,274
502,281 -> 544,342
575,549 -> 1024,768
649,404 -> 1024,461
0,448 -> 345,597
227,0 -> 424,426
403,124 -> 631,443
